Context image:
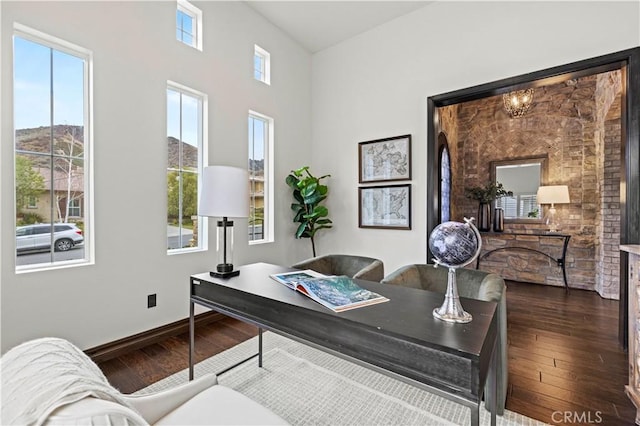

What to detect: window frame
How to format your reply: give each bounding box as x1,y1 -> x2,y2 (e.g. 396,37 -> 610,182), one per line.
176,0 -> 203,51
248,110 -> 274,244
13,23 -> 94,273
254,44 -> 271,85
166,81 -> 208,254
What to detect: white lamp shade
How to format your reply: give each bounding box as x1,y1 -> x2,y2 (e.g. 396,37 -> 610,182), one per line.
536,185 -> 570,205
199,166 -> 249,218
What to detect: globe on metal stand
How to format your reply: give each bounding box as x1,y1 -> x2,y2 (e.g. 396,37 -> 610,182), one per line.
428,217 -> 483,324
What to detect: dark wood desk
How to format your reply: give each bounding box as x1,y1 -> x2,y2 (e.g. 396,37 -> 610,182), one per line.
189,262 -> 498,426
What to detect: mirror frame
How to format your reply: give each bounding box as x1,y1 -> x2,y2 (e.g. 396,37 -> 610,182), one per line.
489,155 -> 548,224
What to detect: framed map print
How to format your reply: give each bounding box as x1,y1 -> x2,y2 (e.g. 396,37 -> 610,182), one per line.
359,184 -> 411,230
358,134 -> 411,183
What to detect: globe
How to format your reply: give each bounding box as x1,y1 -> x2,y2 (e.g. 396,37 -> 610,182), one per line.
429,221 -> 480,267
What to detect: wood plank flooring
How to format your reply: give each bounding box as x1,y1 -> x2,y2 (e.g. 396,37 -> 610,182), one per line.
98,281 -> 636,425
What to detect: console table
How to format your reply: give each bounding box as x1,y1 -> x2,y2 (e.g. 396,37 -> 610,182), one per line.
189,262 -> 498,426
476,232 -> 571,291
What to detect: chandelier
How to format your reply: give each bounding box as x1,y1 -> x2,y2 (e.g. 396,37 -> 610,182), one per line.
503,89 -> 534,118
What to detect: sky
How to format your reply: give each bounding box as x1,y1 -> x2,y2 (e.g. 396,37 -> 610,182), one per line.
15,33 -> 264,160
14,36 -> 84,130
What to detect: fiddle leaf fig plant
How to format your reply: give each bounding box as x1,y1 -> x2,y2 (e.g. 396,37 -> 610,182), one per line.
286,166 -> 332,257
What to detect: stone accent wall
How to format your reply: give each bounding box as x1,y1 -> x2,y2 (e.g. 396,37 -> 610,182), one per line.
595,70 -> 622,298
436,71 -> 621,296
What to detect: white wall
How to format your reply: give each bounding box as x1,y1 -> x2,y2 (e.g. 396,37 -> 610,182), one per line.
0,1 -> 312,352
310,1 -> 640,276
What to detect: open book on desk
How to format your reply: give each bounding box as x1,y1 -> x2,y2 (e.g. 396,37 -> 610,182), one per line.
270,271 -> 389,312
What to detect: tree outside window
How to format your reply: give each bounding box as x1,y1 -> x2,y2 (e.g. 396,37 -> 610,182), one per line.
13,29 -> 91,268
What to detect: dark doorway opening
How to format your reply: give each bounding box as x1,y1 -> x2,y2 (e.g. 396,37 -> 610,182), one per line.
427,47 -> 640,348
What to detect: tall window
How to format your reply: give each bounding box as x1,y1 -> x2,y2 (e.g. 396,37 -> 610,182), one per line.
254,45 -> 271,85
248,111 -> 274,243
167,83 -> 206,252
176,0 -> 202,51
438,134 -> 451,223
13,25 -> 92,270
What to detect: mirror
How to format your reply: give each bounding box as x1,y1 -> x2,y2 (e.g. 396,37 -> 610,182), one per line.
490,156 -> 547,222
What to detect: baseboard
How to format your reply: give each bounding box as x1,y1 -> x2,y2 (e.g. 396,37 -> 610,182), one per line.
85,311 -> 225,363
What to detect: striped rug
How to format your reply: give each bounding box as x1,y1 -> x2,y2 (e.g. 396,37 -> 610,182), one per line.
138,332 -> 547,425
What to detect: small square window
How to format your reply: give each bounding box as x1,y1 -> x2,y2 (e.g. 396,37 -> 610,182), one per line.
254,44 -> 270,85
177,0 -> 202,51
27,195 -> 37,209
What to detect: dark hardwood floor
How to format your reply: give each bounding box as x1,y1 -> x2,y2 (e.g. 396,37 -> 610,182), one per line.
99,281 -> 635,425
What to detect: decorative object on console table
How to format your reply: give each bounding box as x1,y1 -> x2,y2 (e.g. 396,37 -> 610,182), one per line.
464,181 -> 513,232
493,207 -> 504,232
536,185 -> 570,232
428,217 -> 483,323
477,203 -> 491,232
199,166 -> 249,278
358,134 -> 411,183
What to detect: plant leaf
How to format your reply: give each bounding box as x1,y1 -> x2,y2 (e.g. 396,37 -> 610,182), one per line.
285,175 -> 299,189
312,205 -> 329,217
295,223 -> 307,238
293,166 -> 309,177
300,182 -> 318,198
303,192 -> 325,205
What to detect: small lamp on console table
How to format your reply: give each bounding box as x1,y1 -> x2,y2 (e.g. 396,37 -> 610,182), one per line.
536,185 -> 570,233
199,165 -> 249,278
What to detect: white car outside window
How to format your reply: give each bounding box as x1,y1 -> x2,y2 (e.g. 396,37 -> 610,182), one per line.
16,224 -> 84,253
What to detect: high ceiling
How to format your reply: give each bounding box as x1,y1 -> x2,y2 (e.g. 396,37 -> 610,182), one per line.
245,1 -> 433,53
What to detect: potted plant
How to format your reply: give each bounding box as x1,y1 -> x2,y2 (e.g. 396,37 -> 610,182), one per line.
464,182 -> 513,231
286,166 -> 332,257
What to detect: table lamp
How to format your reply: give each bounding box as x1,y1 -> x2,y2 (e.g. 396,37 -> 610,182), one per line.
536,185 -> 570,232
199,166 -> 249,278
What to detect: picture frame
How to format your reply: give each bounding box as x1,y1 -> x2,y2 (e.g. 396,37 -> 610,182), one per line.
358,184 -> 411,230
358,134 -> 411,183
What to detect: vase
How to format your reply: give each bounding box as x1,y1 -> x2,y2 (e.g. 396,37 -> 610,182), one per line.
493,207 -> 504,232
476,203 -> 491,232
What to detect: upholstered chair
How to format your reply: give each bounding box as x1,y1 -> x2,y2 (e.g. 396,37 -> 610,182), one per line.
381,264 -> 508,414
292,254 -> 384,282
1,337 -> 288,425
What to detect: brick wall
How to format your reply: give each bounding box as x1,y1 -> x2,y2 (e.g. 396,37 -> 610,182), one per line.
437,71 -> 621,297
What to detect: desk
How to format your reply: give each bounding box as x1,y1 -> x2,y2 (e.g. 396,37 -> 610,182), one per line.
189,262 -> 498,426
476,232 -> 571,292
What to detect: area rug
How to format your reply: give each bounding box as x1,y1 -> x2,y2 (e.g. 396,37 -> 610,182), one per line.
138,332 -> 547,425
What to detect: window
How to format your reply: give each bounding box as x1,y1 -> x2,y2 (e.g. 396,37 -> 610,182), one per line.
437,133 -> 451,223
13,24 -> 92,270
167,83 -> 206,252
27,196 -> 37,209
68,199 -> 81,217
496,194 -> 539,219
248,111 -> 274,243
254,45 -> 270,85
176,0 -> 202,51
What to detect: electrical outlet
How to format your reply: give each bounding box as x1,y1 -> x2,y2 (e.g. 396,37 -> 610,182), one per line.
148,294 -> 157,308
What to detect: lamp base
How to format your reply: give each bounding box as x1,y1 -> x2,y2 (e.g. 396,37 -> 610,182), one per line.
210,269 -> 240,278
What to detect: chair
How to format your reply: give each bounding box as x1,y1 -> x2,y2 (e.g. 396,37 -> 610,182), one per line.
1,337 -> 288,425
292,254 -> 384,282
381,264 -> 508,414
